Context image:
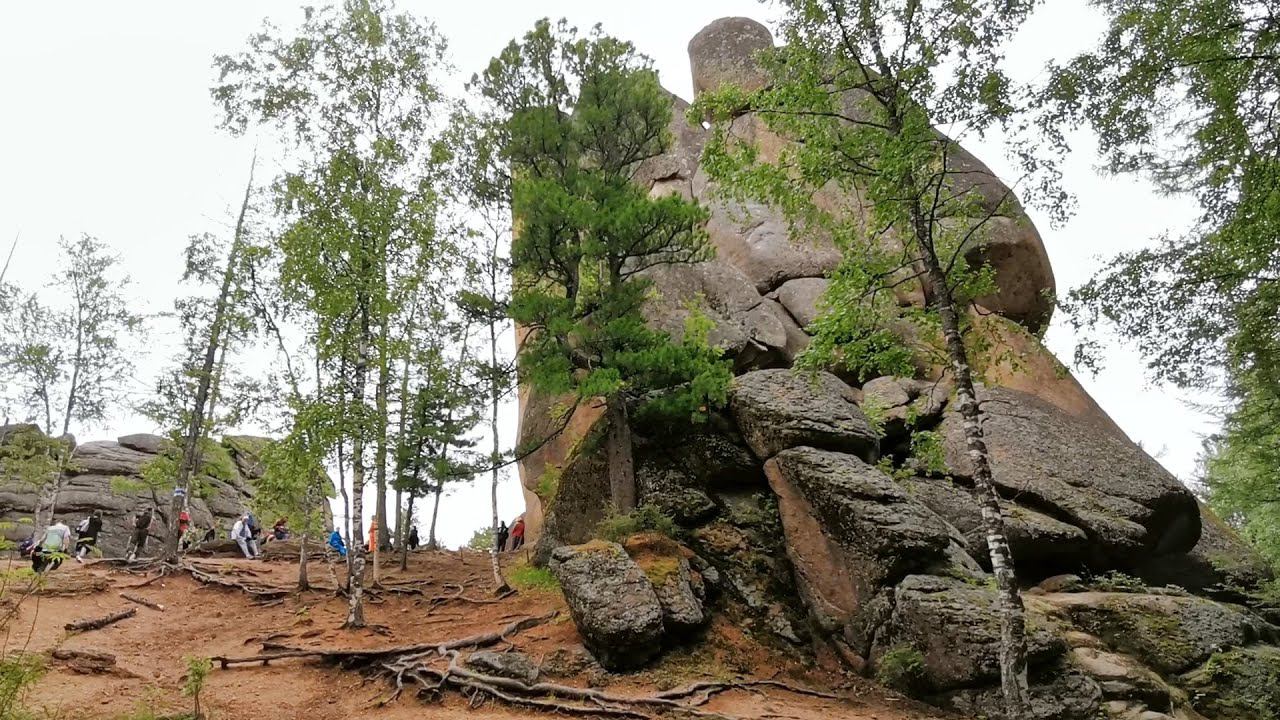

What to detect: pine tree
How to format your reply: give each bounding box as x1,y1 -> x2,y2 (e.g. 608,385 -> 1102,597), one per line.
474,20 -> 730,515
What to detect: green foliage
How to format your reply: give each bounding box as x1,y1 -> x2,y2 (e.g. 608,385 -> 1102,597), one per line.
0,235 -> 144,437
595,504 -> 679,543
859,397 -> 888,439
909,430 -> 947,475
0,654 -> 43,720
534,467 -> 560,503
474,18 -> 729,428
1087,571 -> 1148,594
1048,0 -> 1279,391
508,563 -> 560,593
875,645 -> 926,694
0,427 -> 62,492
466,526 -> 495,551
1204,391 -> 1280,570
182,656 -> 212,719
693,0 -> 1059,383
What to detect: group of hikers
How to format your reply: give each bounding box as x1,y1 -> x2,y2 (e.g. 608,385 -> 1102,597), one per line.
18,507 -> 529,572
494,516 -> 526,552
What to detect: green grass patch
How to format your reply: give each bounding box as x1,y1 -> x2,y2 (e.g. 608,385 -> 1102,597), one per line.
509,563 -> 560,593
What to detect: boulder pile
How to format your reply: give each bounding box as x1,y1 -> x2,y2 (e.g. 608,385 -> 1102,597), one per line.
0,425 -> 274,556
516,16 -> 1280,720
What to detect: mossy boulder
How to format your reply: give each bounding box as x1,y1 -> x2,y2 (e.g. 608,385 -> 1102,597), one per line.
1182,645 -> 1280,720
1036,591 -> 1277,675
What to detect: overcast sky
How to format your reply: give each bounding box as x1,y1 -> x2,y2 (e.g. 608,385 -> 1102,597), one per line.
0,1 -> 1218,547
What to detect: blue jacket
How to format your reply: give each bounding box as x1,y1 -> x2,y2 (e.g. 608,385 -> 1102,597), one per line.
328,530 -> 347,556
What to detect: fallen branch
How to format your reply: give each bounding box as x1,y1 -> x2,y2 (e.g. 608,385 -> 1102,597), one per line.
119,593 -> 165,612
50,648 -> 136,677
65,608 -> 136,633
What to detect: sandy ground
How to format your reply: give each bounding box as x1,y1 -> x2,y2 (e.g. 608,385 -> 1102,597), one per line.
2,549 -> 955,720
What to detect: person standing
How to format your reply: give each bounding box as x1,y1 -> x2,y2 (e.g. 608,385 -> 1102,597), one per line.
74,511 -> 103,562
509,517 -> 525,551
126,506 -> 154,561
495,522 -> 509,553
34,518 -> 71,573
367,518 -> 378,553
408,526 -> 420,551
231,515 -> 257,559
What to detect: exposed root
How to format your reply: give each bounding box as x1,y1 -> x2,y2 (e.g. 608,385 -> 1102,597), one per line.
212,611 -> 559,669
181,562 -> 290,598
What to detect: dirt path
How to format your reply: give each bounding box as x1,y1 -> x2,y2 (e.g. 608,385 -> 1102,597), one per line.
7,550 -> 953,720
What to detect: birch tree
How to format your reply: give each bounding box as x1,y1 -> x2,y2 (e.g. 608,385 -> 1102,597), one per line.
695,1 -> 1066,714
0,235 -> 142,532
214,0 -> 450,627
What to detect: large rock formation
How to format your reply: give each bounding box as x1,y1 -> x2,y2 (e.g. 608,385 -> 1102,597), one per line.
517,16 -> 1280,720
0,425 -> 275,556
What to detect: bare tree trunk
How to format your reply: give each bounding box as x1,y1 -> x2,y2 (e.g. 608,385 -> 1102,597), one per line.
297,532 -> 310,592
427,479 -> 443,550
605,393 -> 636,513
486,297 -> 510,593
374,314 -> 391,551
393,303 -> 417,562
399,490 -> 415,571
164,156 -> 256,562
345,314 -> 370,629
916,218 -> 1029,715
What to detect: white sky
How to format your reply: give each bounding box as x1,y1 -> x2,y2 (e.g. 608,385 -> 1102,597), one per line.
0,1 -> 1219,547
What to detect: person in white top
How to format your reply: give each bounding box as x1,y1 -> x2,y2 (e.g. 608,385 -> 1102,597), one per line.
231,515 -> 258,559
33,519 -> 71,573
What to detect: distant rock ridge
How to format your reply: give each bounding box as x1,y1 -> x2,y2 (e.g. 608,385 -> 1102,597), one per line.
514,16 -> 1280,720
0,424 -> 272,556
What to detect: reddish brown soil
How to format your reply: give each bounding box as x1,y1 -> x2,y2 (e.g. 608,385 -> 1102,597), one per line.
6,550 -> 955,720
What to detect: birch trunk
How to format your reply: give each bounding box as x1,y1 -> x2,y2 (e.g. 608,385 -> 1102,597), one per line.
345,314 -> 370,629
487,314 -> 510,593
374,314 -> 391,551
917,221 -> 1029,715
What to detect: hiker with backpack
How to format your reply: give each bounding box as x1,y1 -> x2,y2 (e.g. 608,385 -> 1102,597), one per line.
126,506 -> 154,561
74,510 -> 103,562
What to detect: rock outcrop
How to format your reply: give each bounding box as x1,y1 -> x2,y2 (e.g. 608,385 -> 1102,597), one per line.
515,16 -> 1280,720
0,425 -> 276,556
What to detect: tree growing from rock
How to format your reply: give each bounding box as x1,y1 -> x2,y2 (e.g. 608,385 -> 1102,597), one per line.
0,235 -> 143,532
474,19 -> 730,515
696,1 -> 1066,714
214,0 -> 451,627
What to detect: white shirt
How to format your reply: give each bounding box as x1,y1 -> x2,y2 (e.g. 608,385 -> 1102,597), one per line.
232,519 -> 248,540
42,522 -> 70,552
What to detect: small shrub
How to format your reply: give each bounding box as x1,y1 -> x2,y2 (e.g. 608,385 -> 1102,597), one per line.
875,645 -> 926,694
466,526 -> 495,551
0,653 -> 44,719
183,655 -> 212,719
535,467 -> 561,503
860,397 -> 888,438
1088,571 -> 1147,593
595,505 -> 678,543
509,563 -> 560,593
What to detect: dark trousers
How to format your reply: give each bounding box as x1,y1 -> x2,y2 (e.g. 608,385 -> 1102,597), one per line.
32,549 -> 61,573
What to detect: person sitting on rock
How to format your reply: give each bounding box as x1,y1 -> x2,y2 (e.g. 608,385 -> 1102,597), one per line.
34,518 -> 71,573
327,529 -> 347,557
495,522 -> 509,553
74,511 -> 102,563
273,518 -> 289,541
231,514 -> 258,559
509,517 -> 525,551
126,507 -> 154,561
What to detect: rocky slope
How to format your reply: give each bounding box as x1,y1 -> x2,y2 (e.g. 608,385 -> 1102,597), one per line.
0,424 -> 271,556
518,17 -> 1280,720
